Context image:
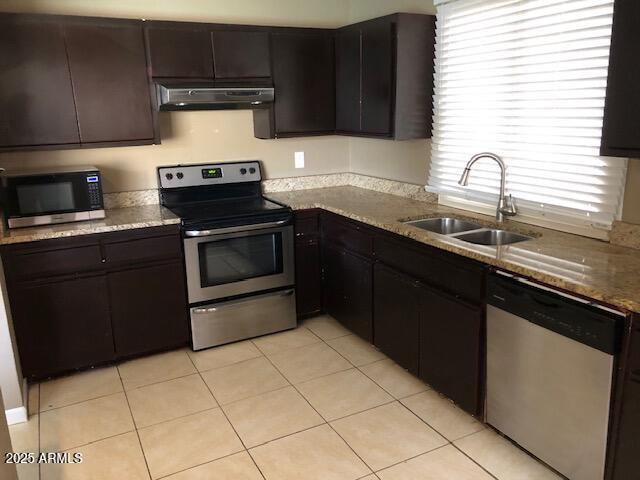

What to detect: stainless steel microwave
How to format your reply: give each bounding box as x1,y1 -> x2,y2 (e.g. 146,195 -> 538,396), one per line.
1,166 -> 105,228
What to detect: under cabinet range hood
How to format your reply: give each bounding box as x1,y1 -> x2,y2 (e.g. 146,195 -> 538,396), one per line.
156,84 -> 274,111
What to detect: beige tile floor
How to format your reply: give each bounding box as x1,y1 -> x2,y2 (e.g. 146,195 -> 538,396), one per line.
8,315 -> 563,480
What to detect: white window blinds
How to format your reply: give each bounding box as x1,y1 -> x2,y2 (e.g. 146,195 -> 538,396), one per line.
428,0 -> 628,238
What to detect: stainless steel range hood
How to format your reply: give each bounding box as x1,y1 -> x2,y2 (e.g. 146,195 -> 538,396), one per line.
156,84 -> 274,111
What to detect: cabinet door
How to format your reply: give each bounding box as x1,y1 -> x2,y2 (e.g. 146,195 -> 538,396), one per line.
10,275 -> 114,379
419,288 -> 483,415
0,15 -> 79,148
295,238 -> 322,317
335,27 -> 361,133
322,242 -> 346,323
108,262 -> 189,358
212,30 -> 271,80
341,249 -> 373,341
361,19 -> 393,135
601,0 -> 640,156
64,20 -> 155,144
373,263 -> 420,374
271,32 -> 335,134
146,25 -> 213,78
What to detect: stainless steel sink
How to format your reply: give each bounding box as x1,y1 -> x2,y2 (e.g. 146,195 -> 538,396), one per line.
405,217 -> 483,235
453,229 -> 533,246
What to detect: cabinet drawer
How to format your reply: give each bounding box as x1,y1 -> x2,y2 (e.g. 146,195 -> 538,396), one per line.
104,234 -> 182,265
374,233 -> 485,303
321,213 -> 373,257
4,245 -> 103,280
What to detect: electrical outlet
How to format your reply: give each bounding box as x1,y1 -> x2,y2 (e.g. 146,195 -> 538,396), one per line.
295,151 -> 305,169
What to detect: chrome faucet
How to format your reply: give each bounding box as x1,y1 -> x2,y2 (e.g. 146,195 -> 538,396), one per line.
458,152 -> 517,223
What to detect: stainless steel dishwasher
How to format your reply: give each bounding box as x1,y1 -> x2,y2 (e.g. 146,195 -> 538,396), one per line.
486,271 -> 624,480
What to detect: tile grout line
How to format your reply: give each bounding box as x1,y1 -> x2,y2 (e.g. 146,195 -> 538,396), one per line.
185,349 -> 269,480
314,319 -> 500,480
448,441 -> 501,480
115,364 -> 155,480
257,335 -> 377,477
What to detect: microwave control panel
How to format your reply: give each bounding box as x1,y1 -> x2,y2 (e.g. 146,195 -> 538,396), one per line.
86,173 -> 103,208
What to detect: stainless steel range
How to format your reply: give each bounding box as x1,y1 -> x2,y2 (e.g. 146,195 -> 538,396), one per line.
158,161 -> 296,350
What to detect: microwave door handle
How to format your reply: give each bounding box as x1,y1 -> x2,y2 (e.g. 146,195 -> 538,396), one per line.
184,219 -> 289,237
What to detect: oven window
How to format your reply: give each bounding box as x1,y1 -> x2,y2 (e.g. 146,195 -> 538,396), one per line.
198,232 -> 284,287
16,182 -> 75,215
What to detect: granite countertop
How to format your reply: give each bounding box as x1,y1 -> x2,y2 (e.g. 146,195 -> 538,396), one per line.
267,186 -> 640,314
0,204 -> 180,246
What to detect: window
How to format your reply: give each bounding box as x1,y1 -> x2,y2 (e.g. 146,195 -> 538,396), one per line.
427,0 -> 628,239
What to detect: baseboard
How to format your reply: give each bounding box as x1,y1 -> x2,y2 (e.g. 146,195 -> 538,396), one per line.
5,406 -> 27,425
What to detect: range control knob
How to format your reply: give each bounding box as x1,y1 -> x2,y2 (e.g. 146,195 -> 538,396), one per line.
165,173 -> 174,180
240,168 -> 247,175
176,172 -> 184,179
249,167 -> 256,174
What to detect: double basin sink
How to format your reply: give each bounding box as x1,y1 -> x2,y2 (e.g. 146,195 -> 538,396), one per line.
404,217 -> 533,246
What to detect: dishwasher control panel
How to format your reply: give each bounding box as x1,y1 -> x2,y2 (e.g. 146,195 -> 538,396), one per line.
488,273 -> 624,355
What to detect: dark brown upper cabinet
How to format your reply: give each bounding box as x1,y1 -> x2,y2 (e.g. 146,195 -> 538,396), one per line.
212,30 -> 271,80
335,26 -> 361,133
601,0 -> 640,157
255,29 -> 335,138
0,13 -> 157,152
64,18 -> 156,145
335,13 -> 436,140
145,23 -> 272,82
0,15 -> 80,148
145,22 -> 214,79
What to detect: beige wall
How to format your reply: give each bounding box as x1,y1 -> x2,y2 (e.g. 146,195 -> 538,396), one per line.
0,111 -> 350,193
623,160 -> 640,224
0,0 -> 349,27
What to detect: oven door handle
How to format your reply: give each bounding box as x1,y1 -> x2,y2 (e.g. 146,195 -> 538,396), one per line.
184,219 -> 290,237
192,289 -> 295,314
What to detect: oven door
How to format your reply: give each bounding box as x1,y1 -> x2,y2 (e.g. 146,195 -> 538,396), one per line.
183,221 -> 295,304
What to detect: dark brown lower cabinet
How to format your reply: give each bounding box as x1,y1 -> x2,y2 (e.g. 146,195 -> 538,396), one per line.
294,237 -> 322,317
419,289 -> 483,416
2,225 -> 189,379
10,275 -> 115,379
612,377 -> 640,479
322,242 -> 373,342
108,261 -> 188,358
373,264 -> 420,375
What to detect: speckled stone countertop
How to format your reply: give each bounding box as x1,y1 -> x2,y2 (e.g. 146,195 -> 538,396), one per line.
0,205 -> 180,246
267,186 -> 640,314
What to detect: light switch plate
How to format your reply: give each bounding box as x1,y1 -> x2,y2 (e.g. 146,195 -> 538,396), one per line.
295,151 -> 305,169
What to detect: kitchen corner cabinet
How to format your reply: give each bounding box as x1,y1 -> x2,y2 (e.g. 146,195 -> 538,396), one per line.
335,13 -> 436,140
293,210 -> 323,317
319,211 -> 485,416
1,225 -> 189,379
601,0 -> 640,157
0,14 -> 157,152
255,29 -> 335,138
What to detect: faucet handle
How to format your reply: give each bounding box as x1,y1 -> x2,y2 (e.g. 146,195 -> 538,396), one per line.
501,194 -> 517,216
